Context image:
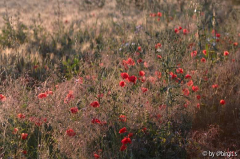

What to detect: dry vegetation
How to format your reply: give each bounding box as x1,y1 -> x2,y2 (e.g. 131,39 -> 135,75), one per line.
0,0 -> 240,158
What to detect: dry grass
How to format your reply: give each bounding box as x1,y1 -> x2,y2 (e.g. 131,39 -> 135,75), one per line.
0,0 -> 240,158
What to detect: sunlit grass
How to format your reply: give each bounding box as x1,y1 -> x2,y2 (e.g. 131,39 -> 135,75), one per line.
0,0 -> 239,158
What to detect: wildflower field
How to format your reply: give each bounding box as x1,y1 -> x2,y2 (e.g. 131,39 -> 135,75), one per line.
0,0 -> 240,158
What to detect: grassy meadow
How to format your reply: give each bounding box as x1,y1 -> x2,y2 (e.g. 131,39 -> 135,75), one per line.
0,0 -> 240,158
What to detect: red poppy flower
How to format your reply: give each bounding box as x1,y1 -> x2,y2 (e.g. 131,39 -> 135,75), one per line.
99,63 -> 104,67
155,71 -> 161,78
42,118 -> 47,123
137,58 -> 143,63
121,137 -> 131,144
35,121 -> 42,127
174,28 -> 179,34
135,52 -> 140,56
0,94 -> 6,101
64,90 -> 74,103
192,85 -> 199,92
139,76 -> 146,83
92,118 -> 101,124
175,26 -> 181,31
98,93 -> 104,98
139,71 -> 145,76
141,87 -> 148,93
68,90 -> 74,97
161,76 -> 166,83
13,128 -> 18,134
128,133 -> 133,138
212,84 -> 218,88
128,75 -> 137,84
90,101 -> 100,108
157,12 -> 162,17
201,58 -> 206,63
137,46 -> 142,51
94,154 -> 100,159
86,75 -> 91,80
196,95 -> 201,100
176,68 -> 184,74
70,107 -> 78,114
170,72 -> 177,79
183,29 -> 188,35
212,29 -> 216,35
220,99 -> 225,105
120,144 -> 127,151
144,62 -> 148,68
224,51 -> 229,56
185,74 -> 192,79
66,129 -> 76,137
119,127 -> 127,134
187,80 -> 193,86
203,50 -> 207,55
121,72 -> 129,79
197,103 -> 200,109
127,58 -> 135,66
184,101 -> 190,108
156,114 -> 162,120
22,150 -> 27,154
38,93 -> 47,99
28,117 -> 36,123
159,105 -> 166,110
150,13 -> 156,17
183,88 -> 190,96
33,65 -> 38,69
122,59 -> 127,64
17,113 -> 25,119
142,127 -> 147,133
119,115 -> 127,122
76,77 -> 84,84
155,43 -> 162,49
122,60 -> 129,70
191,51 -> 197,58
157,55 -> 162,59
233,42 -> 238,46
119,81 -> 126,87
29,117 -> 43,127
175,78 -> 181,83
21,133 -> 28,140
216,33 -> 221,38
